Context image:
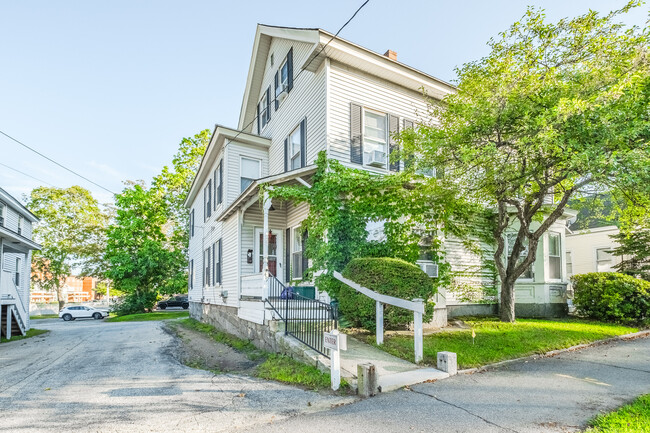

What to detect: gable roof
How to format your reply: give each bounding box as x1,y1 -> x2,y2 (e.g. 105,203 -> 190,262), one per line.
0,187 -> 39,223
238,24 -> 456,133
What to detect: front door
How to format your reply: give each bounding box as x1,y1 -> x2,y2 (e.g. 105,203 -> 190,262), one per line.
254,228 -> 284,283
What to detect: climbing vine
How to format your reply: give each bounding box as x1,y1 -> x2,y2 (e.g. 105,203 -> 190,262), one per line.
265,151 -> 494,299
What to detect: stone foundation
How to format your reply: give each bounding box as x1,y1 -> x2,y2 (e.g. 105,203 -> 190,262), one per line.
515,303 -> 568,318
447,303 -> 498,318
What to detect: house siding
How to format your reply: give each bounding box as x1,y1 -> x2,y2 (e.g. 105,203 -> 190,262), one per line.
255,38 -> 327,176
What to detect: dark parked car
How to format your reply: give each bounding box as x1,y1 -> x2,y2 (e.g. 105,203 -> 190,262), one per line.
157,296 -> 189,310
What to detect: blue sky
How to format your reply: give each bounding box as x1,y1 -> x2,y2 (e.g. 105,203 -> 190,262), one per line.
1,0 -> 647,205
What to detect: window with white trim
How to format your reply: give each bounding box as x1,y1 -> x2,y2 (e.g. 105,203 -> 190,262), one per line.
18,215 -> 23,235
204,247 -> 211,286
548,232 -> 561,279
289,125 -> 301,170
363,109 -> 388,169
596,248 -> 613,272
15,257 -> 21,286
279,58 -> 289,93
204,180 -> 212,220
241,157 -> 260,192
189,259 -> 194,290
0,202 -> 5,227
259,90 -> 270,129
566,251 -> 573,277
292,227 -> 303,280
506,233 -> 533,279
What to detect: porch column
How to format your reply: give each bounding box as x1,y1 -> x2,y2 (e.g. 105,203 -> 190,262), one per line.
262,190 -> 272,300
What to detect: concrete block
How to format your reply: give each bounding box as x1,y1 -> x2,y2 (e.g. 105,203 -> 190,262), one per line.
437,351 -> 457,375
357,363 -> 377,397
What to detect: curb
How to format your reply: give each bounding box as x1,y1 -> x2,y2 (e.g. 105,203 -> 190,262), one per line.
457,329 -> 650,375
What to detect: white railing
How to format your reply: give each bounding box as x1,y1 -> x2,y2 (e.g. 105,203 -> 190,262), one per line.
316,270 -> 425,363
1,270 -> 28,334
241,273 -> 264,298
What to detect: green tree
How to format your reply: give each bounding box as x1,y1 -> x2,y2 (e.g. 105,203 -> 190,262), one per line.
401,3 -> 650,321
612,209 -> 650,281
104,130 -> 209,313
28,186 -> 109,310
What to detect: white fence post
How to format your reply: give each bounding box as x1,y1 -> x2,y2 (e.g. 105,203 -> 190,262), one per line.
376,301 -> 384,345
413,298 -> 423,363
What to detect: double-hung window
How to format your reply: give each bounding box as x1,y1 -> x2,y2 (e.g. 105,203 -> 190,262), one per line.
258,86 -> 271,131
363,110 -> 388,169
596,248 -> 613,272
0,202 -> 5,227
289,126 -> 301,170
190,209 -> 195,238
292,228 -> 303,280
15,257 -> 21,286
506,233 -> 533,279
214,161 -> 222,207
189,259 -> 194,290
204,247 -> 211,286
241,157 -> 261,192
204,180 -> 212,220
566,251 -> 573,277
278,59 -> 289,94
17,215 -> 23,235
548,232 -> 561,279
213,239 -> 222,285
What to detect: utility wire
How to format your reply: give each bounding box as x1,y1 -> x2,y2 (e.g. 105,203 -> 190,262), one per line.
0,130 -> 116,195
0,161 -> 58,187
229,0 -> 370,143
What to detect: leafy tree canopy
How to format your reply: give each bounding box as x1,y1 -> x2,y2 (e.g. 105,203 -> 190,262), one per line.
401,2 -> 650,321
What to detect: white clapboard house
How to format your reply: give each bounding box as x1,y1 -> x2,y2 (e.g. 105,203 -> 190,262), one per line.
0,187 -> 40,339
185,25 -> 573,349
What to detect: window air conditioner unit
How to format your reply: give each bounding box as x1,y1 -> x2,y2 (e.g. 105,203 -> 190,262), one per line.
368,150 -> 387,168
276,84 -> 288,103
418,261 -> 438,278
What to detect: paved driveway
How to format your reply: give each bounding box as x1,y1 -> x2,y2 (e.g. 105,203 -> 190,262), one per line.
0,319 -> 354,433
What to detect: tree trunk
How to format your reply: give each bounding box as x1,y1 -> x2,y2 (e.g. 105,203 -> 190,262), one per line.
56,287 -> 65,311
499,278 -> 516,322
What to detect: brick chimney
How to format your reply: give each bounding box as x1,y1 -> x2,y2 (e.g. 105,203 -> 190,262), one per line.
383,50 -> 397,61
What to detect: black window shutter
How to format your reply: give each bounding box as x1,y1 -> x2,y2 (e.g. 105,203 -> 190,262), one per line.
301,230 -> 309,279
403,119 -> 414,170
217,162 -> 223,204
285,228 -> 291,282
256,102 -> 261,134
212,243 -> 216,285
284,138 -> 289,172
300,118 -> 307,168
389,114 -> 400,172
217,239 -> 222,284
266,86 -> 271,122
203,188 -> 207,222
190,260 -> 193,290
274,71 -> 279,111
350,103 -> 363,164
287,47 -> 293,92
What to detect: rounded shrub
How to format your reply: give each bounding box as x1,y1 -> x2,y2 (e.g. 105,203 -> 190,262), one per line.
571,272 -> 650,325
338,257 -> 437,330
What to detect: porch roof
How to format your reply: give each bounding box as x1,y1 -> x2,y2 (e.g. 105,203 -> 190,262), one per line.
217,165 -> 317,222
0,225 -> 42,253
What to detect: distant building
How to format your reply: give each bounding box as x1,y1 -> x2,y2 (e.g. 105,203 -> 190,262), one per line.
565,225 -> 622,277
31,272 -> 98,304
1,187 -> 41,338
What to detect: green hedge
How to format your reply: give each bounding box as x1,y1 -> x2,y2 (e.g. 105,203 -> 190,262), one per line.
571,272 -> 650,325
338,257 -> 437,330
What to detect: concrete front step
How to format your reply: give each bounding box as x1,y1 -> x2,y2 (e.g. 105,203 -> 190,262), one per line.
378,368 -> 449,393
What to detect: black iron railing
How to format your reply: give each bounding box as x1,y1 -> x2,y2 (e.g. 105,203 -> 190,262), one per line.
264,275 -> 338,358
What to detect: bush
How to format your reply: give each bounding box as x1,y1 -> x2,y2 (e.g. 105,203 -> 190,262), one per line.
572,272 -> 650,325
112,291 -> 159,316
337,257 -> 437,330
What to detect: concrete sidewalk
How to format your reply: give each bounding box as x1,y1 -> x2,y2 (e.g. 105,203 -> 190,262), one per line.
339,336 -> 449,392
243,334 -> 650,433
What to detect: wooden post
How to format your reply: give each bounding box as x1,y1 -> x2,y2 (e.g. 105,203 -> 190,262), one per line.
262,191 -> 271,300
413,298 -> 423,363
376,301 -> 384,345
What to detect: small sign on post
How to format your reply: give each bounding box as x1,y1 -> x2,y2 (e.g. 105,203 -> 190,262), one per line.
324,329 -> 347,390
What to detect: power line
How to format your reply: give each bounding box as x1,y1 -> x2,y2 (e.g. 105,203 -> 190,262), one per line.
230,0 -> 370,143
0,161 -> 58,187
0,130 -> 117,195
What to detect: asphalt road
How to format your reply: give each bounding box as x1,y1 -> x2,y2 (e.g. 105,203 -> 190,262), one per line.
0,318 -> 355,433
241,334 -> 650,433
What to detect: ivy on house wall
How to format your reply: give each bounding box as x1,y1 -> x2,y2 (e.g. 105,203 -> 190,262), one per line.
265,151 -> 494,300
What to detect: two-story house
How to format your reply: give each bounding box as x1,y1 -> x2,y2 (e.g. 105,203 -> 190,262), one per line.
185,25 -> 573,347
0,187 -> 40,340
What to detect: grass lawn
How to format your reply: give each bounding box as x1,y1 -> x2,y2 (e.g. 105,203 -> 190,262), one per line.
363,317 -> 638,369
105,311 -> 189,322
1,328 -> 49,343
30,314 -> 60,320
585,394 -> 650,433
174,318 -> 344,391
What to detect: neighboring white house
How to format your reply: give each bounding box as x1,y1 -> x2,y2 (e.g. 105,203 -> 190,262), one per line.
0,187 -> 40,339
566,225 -> 622,277
185,25 -> 574,349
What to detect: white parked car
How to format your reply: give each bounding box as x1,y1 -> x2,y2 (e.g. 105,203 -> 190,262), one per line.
59,306 -> 109,321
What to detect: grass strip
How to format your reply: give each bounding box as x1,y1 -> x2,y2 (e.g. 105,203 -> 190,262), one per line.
30,314 -> 59,320
175,318 -> 344,391
105,311 -> 189,322
1,328 -> 49,343
364,317 -> 637,369
586,394 -> 650,433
